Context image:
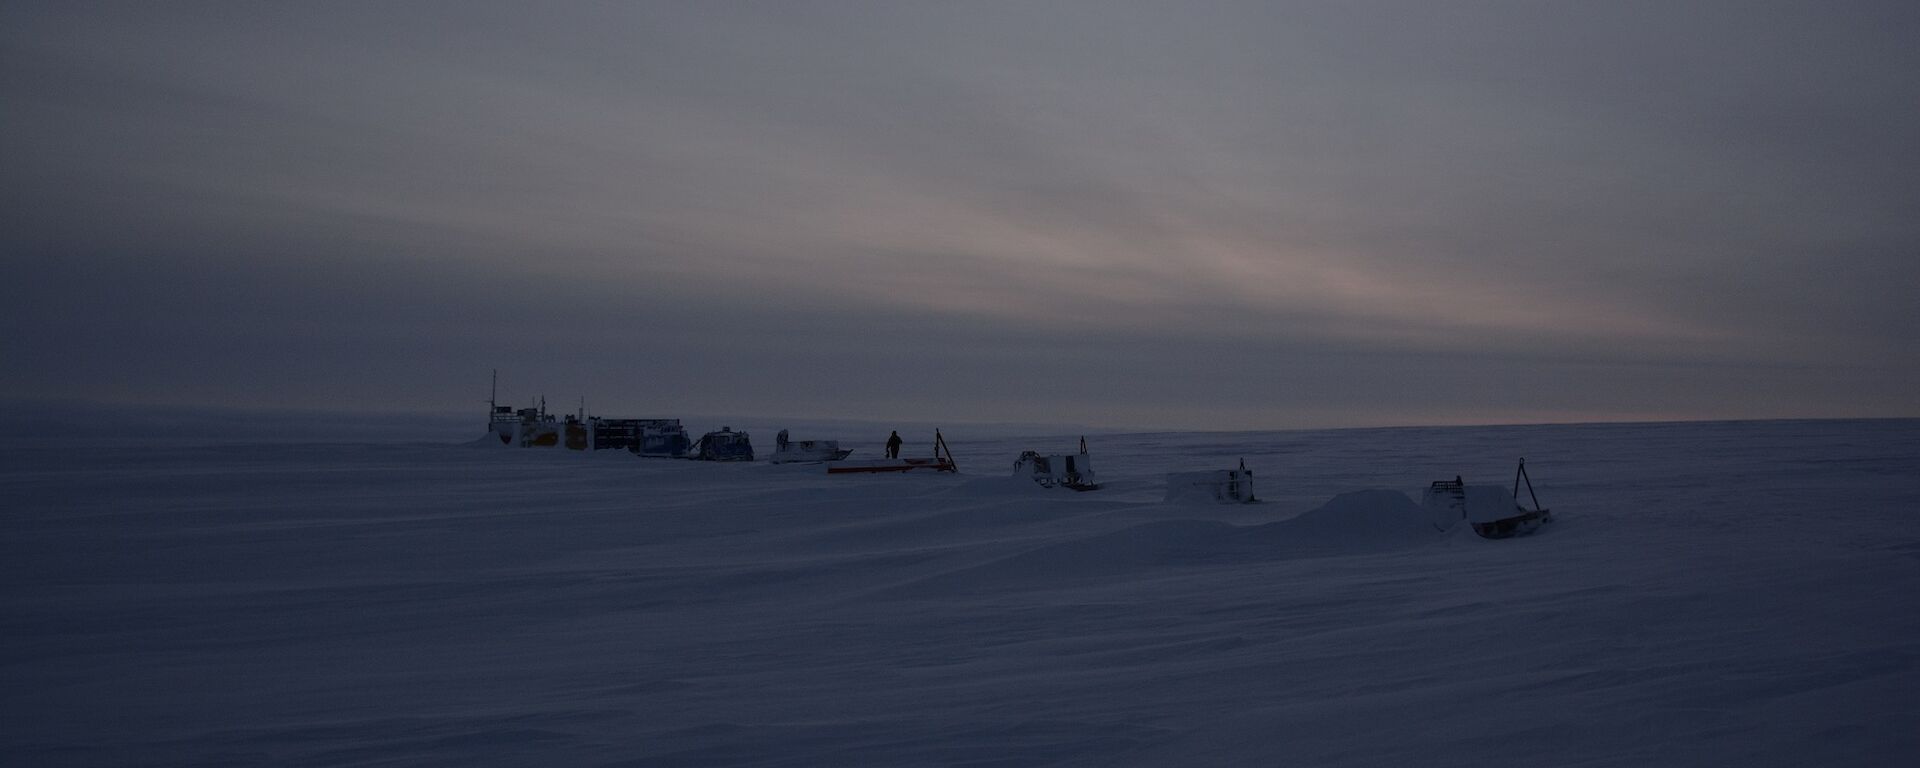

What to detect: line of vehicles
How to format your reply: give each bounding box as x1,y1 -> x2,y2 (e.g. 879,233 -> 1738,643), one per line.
485,397 -> 799,462
483,373 -> 869,465
480,373 -> 1550,538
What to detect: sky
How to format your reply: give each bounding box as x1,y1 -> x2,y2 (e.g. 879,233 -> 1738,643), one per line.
3,1 -> 1917,431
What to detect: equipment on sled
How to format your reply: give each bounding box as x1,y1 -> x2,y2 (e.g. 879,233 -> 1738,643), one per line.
1012,436 -> 1100,491
691,427 -> 754,462
1421,458 -> 1553,538
629,419 -> 692,457
769,429 -> 853,463
594,414 -> 691,456
482,371 -> 690,455
1164,459 -> 1258,503
485,381 -> 564,448
827,429 -> 958,474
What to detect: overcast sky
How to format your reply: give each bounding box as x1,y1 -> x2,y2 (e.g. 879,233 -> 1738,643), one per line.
3,1 -> 1916,430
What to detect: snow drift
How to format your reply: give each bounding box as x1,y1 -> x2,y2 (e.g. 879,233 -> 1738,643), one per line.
5,418 -> 1919,767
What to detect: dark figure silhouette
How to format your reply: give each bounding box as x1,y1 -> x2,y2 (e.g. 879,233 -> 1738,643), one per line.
885,430 -> 903,459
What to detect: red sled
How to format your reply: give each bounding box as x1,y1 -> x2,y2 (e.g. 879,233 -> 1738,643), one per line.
827,430 -> 959,474
827,457 -> 957,474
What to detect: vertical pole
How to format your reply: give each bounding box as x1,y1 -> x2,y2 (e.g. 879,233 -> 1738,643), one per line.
1520,459 -> 1543,511
935,429 -> 958,473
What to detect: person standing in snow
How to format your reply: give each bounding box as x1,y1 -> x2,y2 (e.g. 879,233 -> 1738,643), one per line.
885,430 -> 903,459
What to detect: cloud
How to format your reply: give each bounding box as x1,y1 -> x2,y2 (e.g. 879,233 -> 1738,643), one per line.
3,1 -> 1916,428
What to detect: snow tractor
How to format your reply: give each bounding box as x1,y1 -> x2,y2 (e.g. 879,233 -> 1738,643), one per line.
1012,436 -> 1100,491
691,427 -> 754,462
769,429 -> 854,463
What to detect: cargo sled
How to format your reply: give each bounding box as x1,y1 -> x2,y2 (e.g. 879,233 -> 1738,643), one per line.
486,390 -> 565,448
769,429 -> 853,463
1012,436 -> 1100,491
1421,459 -> 1552,538
628,419 -> 692,458
827,430 -> 958,474
691,427 -> 754,462
1165,459 -> 1258,503
481,372 -> 688,455
486,400 -> 591,449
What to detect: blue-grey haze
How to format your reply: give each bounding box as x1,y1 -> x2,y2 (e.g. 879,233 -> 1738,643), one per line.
4,1 -> 1916,429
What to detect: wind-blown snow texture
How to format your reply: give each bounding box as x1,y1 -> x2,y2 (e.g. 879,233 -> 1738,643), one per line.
4,419 -> 1918,766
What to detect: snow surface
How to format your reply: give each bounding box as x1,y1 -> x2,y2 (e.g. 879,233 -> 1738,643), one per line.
4,419 -> 1919,766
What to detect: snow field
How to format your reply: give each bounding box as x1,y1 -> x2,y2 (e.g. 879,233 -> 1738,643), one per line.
3,419 -> 1918,766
